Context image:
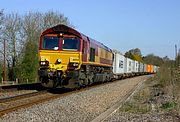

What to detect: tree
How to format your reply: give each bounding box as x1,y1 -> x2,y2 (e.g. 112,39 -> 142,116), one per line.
143,54 -> 164,66
0,11 -> 72,82
0,9 -> 4,81
14,12 -> 42,82
0,13 -> 22,81
125,48 -> 143,62
0,62 -> 2,81
0,9 -> 3,28
125,48 -> 142,57
41,11 -> 71,30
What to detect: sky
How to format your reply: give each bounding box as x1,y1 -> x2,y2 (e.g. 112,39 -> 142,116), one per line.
0,0 -> 180,59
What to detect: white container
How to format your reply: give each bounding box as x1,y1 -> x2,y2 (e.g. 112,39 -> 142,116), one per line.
134,60 -> 139,73
124,57 -> 133,73
153,65 -> 158,73
143,64 -> 147,72
112,50 -> 125,75
139,62 -> 144,73
132,60 -> 139,73
132,60 -> 135,72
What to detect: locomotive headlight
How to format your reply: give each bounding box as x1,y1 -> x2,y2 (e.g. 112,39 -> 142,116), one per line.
40,61 -> 49,66
70,63 -> 79,67
72,63 -> 79,67
41,62 -> 46,65
57,59 -> 61,64
59,33 -> 63,37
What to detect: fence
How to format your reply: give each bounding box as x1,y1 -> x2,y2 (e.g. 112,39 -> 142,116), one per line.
1,78 -> 38,85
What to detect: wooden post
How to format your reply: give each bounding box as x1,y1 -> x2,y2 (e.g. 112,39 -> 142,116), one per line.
3,39 -> 7,81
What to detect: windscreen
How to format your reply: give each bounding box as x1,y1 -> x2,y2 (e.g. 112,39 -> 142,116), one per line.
42,36 -> 59,50
62,38 -> 80,50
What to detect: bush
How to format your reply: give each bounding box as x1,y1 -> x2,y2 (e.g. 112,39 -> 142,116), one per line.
155,63 -> 172,87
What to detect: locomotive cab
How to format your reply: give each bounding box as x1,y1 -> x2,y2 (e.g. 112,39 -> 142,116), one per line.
39,32 -> 82,88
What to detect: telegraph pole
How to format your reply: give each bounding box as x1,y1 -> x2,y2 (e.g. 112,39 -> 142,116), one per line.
175,44 -> 177,67
3,39 -> 6,81
178,49 -> 180,67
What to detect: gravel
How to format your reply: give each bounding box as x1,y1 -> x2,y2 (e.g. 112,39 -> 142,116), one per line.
104,111 -> 180,122
0,76 -> 149,122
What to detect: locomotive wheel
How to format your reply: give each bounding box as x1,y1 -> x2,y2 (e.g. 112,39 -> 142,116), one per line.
79,73 -> 89,87
41,79 -> 55,88
83,78 -> 89,86
88,72 -> 94,85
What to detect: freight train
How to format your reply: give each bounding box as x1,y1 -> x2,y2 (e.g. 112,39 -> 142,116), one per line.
38,24 -> 158,88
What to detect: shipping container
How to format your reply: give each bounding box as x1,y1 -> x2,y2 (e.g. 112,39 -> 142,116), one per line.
150,65 -> 154,73
112,50 -> 125,75
153,65 -> 157,73
134,61 -> 139,72
139,62 -> 144,73
146,64 -> 151,73
143,64 -> 147,73
124,57 -> 133,73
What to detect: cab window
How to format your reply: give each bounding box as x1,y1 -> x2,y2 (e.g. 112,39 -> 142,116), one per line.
42,36 -> 59,50
62,38 -> 80,51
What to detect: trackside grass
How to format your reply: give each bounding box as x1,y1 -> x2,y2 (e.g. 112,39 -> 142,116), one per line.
119,65 -> 180,116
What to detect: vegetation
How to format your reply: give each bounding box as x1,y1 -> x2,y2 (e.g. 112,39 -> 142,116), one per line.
120,46 -> 180,117
175,51 -> 180,67
143,54 -> 164,66
120,60 -> 180,115
0,63 -> 2,81
122,47 -> 180,114
125,48 -> 144,62
0,10 -> 72,83
124,48 -> 175,67
0,10 -> 4,81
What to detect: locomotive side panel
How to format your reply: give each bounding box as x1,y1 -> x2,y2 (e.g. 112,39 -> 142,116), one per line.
80,36 -> 113,84
81,36 -> 113,67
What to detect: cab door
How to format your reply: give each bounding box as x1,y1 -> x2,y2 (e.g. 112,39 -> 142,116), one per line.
82,39 -> 88,62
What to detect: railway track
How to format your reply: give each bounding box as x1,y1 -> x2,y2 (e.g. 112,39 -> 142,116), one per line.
0,90 -> 47,103
0,81 -> 115,117
0,76 -> 150,118
0,75 -> 153,122
0,90 -> 49,117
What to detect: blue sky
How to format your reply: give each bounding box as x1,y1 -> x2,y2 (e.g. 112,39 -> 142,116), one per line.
1,0 -> 180,59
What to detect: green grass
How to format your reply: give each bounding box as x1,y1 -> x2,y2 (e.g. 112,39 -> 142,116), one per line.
120,102 -> 151,114
161,102 -> 177,110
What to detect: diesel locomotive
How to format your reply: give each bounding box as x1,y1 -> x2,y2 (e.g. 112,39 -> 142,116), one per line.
38,24 -> 113,88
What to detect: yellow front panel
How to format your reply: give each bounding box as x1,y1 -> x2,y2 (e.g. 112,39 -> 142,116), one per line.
39,50 -> 82,72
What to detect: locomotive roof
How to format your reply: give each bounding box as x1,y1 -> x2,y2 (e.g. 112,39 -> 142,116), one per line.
42,24 -> 112,52
42,24 -> 82,38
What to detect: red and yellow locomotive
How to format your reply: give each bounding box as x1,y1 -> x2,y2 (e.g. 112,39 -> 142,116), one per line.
38,24 -> 113,88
